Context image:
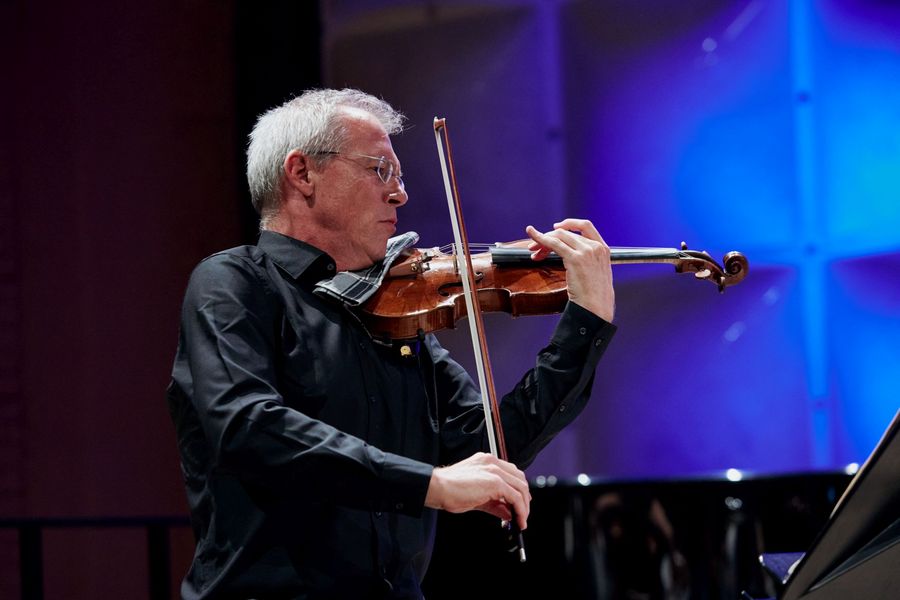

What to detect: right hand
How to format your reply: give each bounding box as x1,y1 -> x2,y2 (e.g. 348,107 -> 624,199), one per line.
424,452 -> 531,531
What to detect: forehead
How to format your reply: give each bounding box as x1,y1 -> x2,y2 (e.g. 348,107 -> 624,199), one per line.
337,108 -> 393,153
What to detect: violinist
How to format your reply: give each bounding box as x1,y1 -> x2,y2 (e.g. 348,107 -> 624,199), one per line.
167,88 -> 616,600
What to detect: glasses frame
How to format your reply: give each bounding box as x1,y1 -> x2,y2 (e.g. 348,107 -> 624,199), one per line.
314,151 -> 404,188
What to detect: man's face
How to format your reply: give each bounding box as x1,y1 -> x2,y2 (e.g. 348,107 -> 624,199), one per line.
307,109 -> 408,271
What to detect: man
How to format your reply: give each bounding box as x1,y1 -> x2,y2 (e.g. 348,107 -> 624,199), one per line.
167,88 -> 616,599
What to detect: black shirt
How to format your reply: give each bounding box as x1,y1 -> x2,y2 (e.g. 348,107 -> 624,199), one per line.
167,231 -> 616,599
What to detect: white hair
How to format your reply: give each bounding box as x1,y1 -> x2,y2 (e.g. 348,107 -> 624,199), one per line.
246,88 -> 406,229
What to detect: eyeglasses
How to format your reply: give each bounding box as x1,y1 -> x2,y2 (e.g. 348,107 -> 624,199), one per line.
315,151 -> 404,188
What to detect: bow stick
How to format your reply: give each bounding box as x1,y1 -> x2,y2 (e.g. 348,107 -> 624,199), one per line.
434,117 -> 527,562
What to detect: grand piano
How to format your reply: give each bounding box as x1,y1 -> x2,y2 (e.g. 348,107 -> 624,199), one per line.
423,470 -> 854,599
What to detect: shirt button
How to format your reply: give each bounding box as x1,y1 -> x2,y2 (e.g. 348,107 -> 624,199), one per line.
326,263 -> 335,271
558,404 -> 567,413
594,338 -> 604,347
369,395 -> 376,403
578,327 -> 587,335
375,511 -> 382,517
395,502 -> 404,510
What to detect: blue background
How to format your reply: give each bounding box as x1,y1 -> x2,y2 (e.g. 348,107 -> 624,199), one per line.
327,0 -> 900,479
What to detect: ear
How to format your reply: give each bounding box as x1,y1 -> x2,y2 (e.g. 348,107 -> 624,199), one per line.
283,150 -> 316,197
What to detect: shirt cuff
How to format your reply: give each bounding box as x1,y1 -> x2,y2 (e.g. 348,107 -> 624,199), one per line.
550,301 -> 616,355
376,452 -> 434,517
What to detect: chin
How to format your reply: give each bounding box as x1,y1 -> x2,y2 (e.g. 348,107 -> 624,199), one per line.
349,248 -> 385,271
372,240 -> 390,261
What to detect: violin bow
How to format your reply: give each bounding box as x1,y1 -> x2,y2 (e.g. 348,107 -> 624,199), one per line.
434,117 -> 527,562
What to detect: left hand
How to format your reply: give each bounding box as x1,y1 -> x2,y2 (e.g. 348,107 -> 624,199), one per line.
525,218 -> 615,322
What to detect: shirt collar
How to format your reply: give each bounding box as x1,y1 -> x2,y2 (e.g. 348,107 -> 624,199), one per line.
257,230 -> 337,281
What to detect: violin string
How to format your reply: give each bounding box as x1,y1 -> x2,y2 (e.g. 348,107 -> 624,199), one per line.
437,242 -> 495,254
434,243 -> 689,259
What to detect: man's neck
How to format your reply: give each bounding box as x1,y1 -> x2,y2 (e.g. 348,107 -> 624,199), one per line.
265,221 -> 371,272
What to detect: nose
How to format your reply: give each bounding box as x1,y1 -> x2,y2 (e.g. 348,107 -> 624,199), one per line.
385,184 -> 408,206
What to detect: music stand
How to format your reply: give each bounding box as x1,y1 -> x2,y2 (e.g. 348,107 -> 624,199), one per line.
758,409 -> 900,599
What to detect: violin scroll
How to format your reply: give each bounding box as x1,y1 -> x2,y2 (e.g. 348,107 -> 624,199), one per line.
672,242 -> 749,292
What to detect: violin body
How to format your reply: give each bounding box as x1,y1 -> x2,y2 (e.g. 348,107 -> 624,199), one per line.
362,243 -> 569,340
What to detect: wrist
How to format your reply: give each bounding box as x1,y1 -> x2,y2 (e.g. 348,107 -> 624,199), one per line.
424,467 -> 443,510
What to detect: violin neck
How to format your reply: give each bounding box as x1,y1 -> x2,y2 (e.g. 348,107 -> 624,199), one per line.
490,246 -> 687,266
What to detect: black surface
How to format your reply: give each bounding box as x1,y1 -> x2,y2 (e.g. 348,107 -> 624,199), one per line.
422,472 -> 851,600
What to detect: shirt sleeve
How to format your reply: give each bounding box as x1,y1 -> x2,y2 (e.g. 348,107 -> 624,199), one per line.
425,301 -> 615,468
170,253 -> 432,516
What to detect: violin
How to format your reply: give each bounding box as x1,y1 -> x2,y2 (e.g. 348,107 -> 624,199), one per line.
359,239 -> 748,341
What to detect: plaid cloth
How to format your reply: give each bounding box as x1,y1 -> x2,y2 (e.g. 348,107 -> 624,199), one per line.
314,231 -> 420,306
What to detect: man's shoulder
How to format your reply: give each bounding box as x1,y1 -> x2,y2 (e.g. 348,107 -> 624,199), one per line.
191,243 -> 267,276
201,243 -> 265,265
178,243 -> 285,332
185,243 -> 274,296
